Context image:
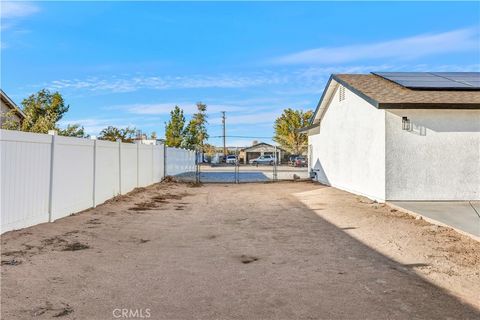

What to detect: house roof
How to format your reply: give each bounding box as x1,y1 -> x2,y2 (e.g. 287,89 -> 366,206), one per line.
241,142 -> 285,152
1,89 -> 25,119
333,73 -> 480,109
306,72 -> 480,127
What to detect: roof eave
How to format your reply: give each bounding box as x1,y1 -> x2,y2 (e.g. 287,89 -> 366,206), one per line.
296,122 -> 320,133
378,103 -> 480,109
309,75 -> 335,125
242,142 -> 286,152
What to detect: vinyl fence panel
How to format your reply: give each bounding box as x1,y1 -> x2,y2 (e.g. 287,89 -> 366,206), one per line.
120,143 -> 138,194
153,145 -> 165,182
138,144 -> 153,187
0,130 -> 52,233
94,140 -> 120,205
51,136 -> 95,221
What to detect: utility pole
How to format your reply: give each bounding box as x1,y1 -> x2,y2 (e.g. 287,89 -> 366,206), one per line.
221,111 -> 226,156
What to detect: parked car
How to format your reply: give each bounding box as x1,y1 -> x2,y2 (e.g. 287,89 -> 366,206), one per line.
249,155 -> 275,165
288,155 -> 300,166
293,156 -> 307,167
225,155 -> 237,164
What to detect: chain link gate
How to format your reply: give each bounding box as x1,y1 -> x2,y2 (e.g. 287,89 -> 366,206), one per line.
193,145 -> 287,184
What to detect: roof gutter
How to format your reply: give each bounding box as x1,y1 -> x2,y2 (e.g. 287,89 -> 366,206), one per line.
378,102 -> 480,109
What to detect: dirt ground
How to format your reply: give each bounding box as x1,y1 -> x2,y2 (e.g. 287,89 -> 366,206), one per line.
1,181 -> 479,319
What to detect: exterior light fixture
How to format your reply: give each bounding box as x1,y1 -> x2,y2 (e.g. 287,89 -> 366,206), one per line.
402,117 -> 411,131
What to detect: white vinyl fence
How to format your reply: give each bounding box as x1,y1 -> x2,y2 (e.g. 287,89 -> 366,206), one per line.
0,129 -> 196,233
166,146 -> 196,176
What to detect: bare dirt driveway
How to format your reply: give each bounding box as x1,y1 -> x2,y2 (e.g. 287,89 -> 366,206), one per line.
1,182 -> 479,319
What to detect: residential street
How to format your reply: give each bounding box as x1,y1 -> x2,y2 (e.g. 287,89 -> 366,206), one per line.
1,182 -> 479,319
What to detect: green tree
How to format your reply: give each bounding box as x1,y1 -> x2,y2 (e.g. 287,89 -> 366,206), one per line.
58,124 -> 88,138
273,108 -> 313,154
15,89 -> 69,133
1,110 -> 22,130
182,102 -> 208,150
150,131 -> 157,140
202,143 -> 217,156
165,106 -> 186,147
98,126 -> 136,142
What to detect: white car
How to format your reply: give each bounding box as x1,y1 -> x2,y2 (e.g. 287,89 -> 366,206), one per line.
225,155 -> 237,164
249,155 -> 275,165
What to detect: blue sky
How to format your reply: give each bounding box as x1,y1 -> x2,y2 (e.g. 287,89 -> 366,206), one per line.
2,1 -> 479,146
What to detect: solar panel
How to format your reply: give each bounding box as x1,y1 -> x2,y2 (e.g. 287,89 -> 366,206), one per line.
372,72 -> 480,90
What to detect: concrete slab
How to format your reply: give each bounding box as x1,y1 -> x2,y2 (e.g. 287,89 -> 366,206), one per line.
389,201 -> 480,239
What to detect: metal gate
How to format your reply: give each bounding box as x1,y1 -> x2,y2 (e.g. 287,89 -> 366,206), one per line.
194,146 -> 288,184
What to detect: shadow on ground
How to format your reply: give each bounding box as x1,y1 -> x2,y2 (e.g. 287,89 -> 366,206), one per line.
1,182 -> 478,319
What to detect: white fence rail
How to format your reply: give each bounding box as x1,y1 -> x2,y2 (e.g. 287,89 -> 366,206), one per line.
0,129 -> 195,233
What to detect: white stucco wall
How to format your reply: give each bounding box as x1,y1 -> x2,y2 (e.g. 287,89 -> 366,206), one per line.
385,109 -> 480,200
309,85 -> 386,201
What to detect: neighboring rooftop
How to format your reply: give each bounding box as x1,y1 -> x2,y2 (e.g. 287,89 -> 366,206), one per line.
241,142 -> 285,151
1,89 -> 26,120
333,72 -> 480,109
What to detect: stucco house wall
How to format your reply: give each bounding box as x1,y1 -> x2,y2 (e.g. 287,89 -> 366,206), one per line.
385,109 -> 480,200
309,85 -> 386,201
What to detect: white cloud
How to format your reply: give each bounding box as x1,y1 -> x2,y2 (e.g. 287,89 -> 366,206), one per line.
272,27 -> 480,65
46,73 -> 287,93
1,2 -> 39,19
1,2 -> 40,49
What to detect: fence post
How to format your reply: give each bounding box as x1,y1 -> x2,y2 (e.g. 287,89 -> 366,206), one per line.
48,133 -> 56,222
136,143 -> 140,187
163,144 -> 167,179
118,140 -> 122,194
92,139 -> 97,207
151,144 -> 154,183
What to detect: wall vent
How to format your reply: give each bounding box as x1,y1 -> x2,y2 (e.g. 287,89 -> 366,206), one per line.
339,85 -> 346,102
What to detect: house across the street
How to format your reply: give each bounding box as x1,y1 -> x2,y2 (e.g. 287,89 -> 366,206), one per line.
0,90 -> 25,127
301,72 -> 480,202
239,142 -> 285,164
